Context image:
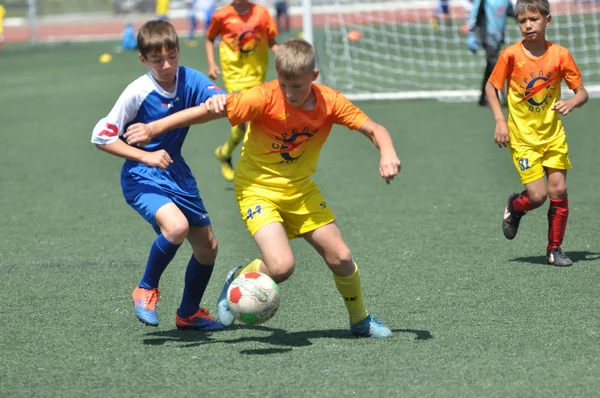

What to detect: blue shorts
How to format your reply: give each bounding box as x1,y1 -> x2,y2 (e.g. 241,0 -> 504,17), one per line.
121,157 -> 211,234
275,1 -> 288,16
437,0 -> 449,14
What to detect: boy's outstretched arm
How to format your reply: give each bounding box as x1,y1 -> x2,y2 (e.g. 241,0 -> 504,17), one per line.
485,81 -> 509,148
552,85 -> 589,116
357,119 -> 401,184
96,140 -> 173,170
125,98 -> 228,146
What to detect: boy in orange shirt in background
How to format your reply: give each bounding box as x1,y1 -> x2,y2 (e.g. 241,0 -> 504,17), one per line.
206,0 -> 278,181
485,0 -> 589,266
125,39 -> 401,338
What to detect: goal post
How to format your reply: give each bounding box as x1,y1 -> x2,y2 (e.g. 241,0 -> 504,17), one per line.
27,0 -> 38,44
301,0 -> 600,101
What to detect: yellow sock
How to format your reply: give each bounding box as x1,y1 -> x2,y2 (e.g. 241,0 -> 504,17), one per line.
234,258 -> 262,279
221,125 -> 246,158
333,264 -> 368,324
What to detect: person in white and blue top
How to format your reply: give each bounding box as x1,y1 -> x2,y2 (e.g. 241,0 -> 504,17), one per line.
91,20 -> 224,331
465,0 -> 515,106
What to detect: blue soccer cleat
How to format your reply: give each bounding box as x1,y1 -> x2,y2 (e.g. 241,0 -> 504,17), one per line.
350,315 -> 393,339
176,308 -> 225,331
216,266 -> 241,327
132,287 -> 160,327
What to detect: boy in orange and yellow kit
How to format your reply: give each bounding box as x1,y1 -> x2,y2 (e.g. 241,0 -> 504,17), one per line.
486,0 -> 589,266
125,39 -> 401,338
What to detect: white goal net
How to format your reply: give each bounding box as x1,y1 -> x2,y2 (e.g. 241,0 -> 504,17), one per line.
304,0 -> 600,101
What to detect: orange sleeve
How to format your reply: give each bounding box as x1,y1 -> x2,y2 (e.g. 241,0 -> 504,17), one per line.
560,48 -> 583,90
226,86 -> 267,126
206,11 -> 222,40
264,9 -> 279,39
488,49 -> 512,91
331,92 -> 369,130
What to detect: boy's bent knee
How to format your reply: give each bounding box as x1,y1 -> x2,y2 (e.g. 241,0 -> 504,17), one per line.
265,256 -> 295,283
528,193 -> 547,208
549,186 -> 568,199
325,248 -> 354,275
325,247 -> 353,267
269,267 -> 294,283
161,220 -> 189,244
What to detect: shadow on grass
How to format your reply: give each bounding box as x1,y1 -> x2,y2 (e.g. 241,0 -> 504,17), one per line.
509,250 -> 600,266
143,325 -> 433,354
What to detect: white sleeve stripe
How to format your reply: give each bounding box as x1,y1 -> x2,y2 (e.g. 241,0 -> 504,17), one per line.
90,76 -> 154,145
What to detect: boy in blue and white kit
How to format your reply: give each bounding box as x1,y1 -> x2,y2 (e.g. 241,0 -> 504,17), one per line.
465,0 -> 514,106
91,20 -> 224,331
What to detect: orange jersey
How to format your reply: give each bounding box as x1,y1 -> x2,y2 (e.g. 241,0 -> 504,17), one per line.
207,4 -> 278,92
226,80 -> 369,188
489,41 -> 583,147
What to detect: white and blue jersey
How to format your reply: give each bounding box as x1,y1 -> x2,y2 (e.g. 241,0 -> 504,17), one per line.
91,66 -> 222,233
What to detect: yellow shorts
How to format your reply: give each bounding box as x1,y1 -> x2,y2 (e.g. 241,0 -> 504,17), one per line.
510,135 -> 571,185
155,0 -> 170,16
235,179 -> 335,239
225,82 -> 263,94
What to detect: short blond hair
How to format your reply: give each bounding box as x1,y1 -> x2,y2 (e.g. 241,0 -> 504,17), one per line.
275,39 -> 316,79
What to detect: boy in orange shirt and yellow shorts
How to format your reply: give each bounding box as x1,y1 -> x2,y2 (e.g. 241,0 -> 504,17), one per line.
125,39 -> 401,338
485,0 -> 589,266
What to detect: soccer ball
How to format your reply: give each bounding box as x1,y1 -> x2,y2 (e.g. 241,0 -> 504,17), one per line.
227,272 -> 280,325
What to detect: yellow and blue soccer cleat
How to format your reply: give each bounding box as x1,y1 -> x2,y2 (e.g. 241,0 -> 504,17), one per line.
216,266 -> 241,327
132,287 -> 160,326
350,315 -> 393,338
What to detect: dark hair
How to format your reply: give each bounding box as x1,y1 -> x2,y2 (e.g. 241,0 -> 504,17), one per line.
137,20 -> 179,58
515,0 -> 551,17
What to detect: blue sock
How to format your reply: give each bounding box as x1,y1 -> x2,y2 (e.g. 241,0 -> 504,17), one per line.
139,234 -> 181,290
177,256 -> 214,318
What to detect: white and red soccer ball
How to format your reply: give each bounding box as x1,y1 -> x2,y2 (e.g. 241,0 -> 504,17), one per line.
227,272 -> 280,325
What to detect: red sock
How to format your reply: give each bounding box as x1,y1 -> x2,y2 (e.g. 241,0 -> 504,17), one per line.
547,196 -> 569,252
511,190 -> 536,213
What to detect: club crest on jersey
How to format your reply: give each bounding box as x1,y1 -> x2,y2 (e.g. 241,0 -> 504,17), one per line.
264,127 -> 319,163
238,30 -> 260,53
517,69 -> 559,112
